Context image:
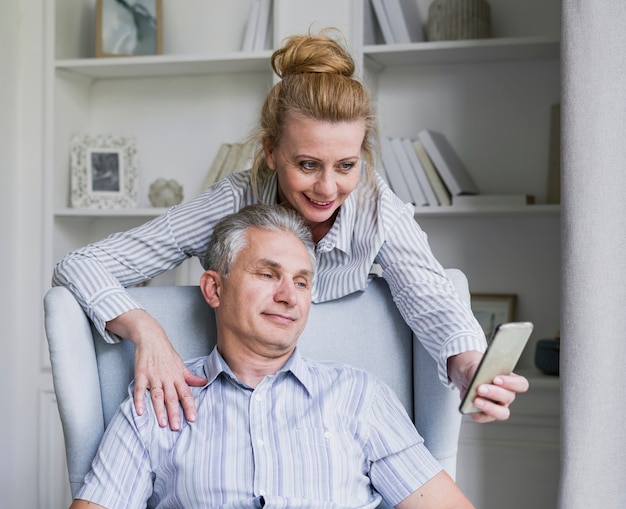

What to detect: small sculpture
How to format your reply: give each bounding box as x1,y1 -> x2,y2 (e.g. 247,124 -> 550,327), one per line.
148,178 -> 183,207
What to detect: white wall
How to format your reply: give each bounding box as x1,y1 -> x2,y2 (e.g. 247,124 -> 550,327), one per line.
0,1 -> 46,506
0,1 -> 21,506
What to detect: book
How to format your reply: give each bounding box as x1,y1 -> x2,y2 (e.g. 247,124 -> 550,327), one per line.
202,143 -> 232,190
241,0 -> 261,52
231,139 -> 256,173
252,0 -> 272,51
375,158 -> 391,187
412,139 -> 451,206
370,0 -> 396,44
363,0 -> 380,45
384,0 -> 424,44
397,0 -> 424,42
452,194 -> 536,207
215,142 -> 243,181
383,0 -> 411,44
390,137 -> 428,206
380,136 -> 414,204
401,137 -> 439,206
262,1 -> 273,51
417,130 -> 478,196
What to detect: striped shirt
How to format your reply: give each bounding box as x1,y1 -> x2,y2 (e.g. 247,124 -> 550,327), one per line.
76,348 -> 443,509
52,170 -> 486,383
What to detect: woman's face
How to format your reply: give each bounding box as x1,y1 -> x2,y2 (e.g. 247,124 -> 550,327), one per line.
264,115 -> 365,233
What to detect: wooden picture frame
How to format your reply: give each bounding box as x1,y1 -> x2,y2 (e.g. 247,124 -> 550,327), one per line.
96,0 -> 163,57
471,293 -> 517,340
70,134 -> 139,209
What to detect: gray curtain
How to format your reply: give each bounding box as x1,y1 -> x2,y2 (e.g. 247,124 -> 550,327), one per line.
560,1 -> 626,507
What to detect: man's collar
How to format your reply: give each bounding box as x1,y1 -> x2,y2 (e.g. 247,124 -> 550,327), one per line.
203,346 -> 315,395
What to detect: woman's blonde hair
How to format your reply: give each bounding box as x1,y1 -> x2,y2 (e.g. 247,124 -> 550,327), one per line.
250,28 -> 379,196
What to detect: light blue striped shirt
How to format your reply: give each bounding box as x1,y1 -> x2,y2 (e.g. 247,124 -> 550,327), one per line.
52,170 -> 486,383
76,348 -> 443,509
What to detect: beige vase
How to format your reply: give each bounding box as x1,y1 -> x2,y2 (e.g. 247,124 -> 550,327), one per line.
427,0 -> 491,41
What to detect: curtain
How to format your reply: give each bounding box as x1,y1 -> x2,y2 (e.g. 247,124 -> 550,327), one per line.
560,1 -> 626,507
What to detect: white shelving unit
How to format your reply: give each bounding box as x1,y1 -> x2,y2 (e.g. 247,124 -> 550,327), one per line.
55,51 -> 274,79
40,1 -> 561,507
44,0 -> 561,364
364,35 -> 559,67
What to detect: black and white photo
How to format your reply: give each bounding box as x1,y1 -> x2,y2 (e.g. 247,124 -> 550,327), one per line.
70,134 -> 139,209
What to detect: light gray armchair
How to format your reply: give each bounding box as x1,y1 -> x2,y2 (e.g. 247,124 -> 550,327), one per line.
44,271 -> 469,502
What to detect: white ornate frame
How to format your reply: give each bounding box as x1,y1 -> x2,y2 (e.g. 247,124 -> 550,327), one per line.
70,134 -> 139,209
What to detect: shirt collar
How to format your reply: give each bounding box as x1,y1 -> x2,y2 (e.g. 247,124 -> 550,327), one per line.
202,346 -> 315,395
316,192 -> 356,255
258,170 -> 279,206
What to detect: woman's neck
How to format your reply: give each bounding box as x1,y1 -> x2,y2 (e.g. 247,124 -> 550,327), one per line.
307,218 -> 334,244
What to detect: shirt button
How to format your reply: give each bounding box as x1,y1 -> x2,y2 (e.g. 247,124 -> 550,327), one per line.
324,431 -> 332,439
255,394 -> 262,402
257,439 -> 264,446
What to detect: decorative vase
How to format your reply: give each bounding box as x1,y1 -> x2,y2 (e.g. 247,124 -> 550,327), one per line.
534,338 -> 560,376
148,178 -> 184,207
427,0 -> 491,42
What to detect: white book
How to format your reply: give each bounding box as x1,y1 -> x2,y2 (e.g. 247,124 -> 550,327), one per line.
390,137 -> 428,206
380,136 -> 414,204
375,163 -> 390,187
252,0 -> 272,51
202,143 -> 231,190
232,139 -> 256,173
412,139 -> 451,206
241,0 -> 261,52
215,142 -> 243,181
398,0 -> 424,42
383,0 -> 412,44
402,137 -> 439,206
363,0 -> 379,45
263,4 -> 273,51
417,130 -> 478,196
371,0 -> 396,44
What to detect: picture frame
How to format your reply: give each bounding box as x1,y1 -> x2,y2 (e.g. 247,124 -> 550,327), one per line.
471,293 -> 517,340
96,0 -> 163,58
70,134 -> 139,209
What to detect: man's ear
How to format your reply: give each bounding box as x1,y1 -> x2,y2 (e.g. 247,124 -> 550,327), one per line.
200,270 -> 221,308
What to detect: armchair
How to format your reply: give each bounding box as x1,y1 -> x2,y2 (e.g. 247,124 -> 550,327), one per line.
44,271 -> 468,501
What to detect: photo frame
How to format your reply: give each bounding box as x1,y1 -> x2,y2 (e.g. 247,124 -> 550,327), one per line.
471,294 -> 517,340
96,0 -> 163,57
70,134 -> 139,209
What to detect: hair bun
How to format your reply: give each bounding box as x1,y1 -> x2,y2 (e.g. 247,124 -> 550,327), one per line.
271,31 -> 355,79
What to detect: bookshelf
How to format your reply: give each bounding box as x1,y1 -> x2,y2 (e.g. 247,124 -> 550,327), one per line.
38,1 -> 561,507
45,0 -> 560,332
44,0 -> 560,342
364,35 -> 559,68
414,203 -> 559,218
55,51 -> 274,79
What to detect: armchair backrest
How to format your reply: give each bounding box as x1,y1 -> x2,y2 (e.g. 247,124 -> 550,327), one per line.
44,272 -> 467,499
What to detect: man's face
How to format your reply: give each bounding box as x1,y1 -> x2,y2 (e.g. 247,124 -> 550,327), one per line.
212,227 -> 314,360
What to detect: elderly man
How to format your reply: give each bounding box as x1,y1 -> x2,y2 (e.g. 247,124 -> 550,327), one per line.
70,204 -> 474,509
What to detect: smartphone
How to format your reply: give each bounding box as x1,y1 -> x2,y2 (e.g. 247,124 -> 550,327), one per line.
459,321 -> 534,414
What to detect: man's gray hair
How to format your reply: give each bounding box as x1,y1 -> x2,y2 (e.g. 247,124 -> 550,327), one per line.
204,204 -> 316,276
